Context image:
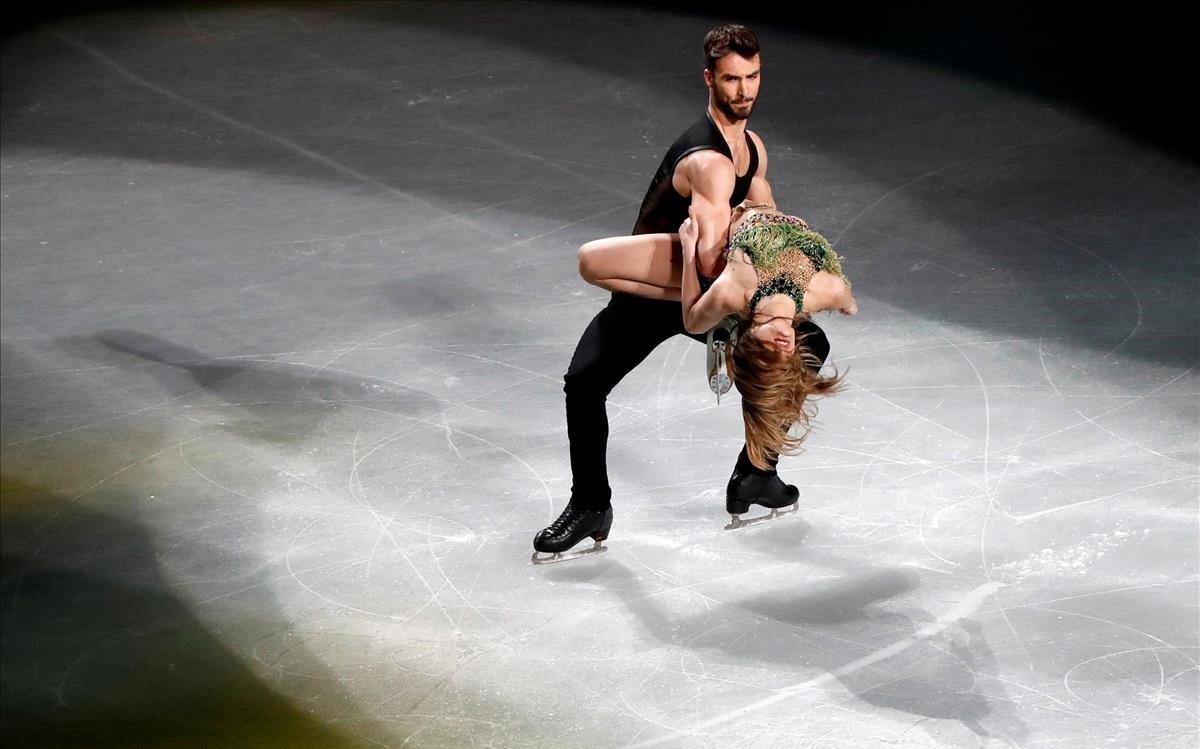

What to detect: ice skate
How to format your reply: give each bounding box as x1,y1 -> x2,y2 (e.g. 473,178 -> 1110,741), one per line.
723,462 -> 799,530
724,499 -> 799,530
531,502 -> 613,564
706,319 -> 736,403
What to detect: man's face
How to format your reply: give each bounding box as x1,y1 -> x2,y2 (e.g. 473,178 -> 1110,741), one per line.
706,53 -> 761,121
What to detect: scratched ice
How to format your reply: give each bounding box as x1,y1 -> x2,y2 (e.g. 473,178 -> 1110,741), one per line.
1,4 -> 1196,748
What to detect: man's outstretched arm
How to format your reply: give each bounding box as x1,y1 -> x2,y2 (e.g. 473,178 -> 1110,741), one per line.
678,149 -> 737,273
676,150 -> 736,329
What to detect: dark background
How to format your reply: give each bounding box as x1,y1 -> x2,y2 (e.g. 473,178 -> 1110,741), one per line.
652,0 -> 1193,161
6,1 -> 1190,160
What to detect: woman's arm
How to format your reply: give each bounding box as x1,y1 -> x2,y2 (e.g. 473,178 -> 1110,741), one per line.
684,282 -> 740,334
840,289 -> 859,316
837,285 -> 858,316
680,210 -> 740,333
802,272 -> 858,316
830,273 -> 858,316
678,211 -> 704,319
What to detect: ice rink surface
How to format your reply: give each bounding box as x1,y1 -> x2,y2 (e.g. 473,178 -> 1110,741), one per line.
2,2 -> 1197,747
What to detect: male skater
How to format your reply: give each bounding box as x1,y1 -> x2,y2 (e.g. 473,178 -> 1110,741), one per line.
532,24 -> 830,562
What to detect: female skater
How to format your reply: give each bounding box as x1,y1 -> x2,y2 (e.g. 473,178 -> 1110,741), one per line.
577,201 -> 857,470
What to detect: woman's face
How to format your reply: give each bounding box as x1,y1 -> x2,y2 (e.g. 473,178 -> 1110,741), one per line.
750,312 -> 796,356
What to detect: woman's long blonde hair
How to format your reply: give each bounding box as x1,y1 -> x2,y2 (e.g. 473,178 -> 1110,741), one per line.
729,319 -> 843,469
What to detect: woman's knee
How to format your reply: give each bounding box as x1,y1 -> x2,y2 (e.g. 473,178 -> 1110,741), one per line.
578,240 -> 602,284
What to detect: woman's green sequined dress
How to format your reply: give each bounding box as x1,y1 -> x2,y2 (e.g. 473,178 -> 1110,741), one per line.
726,212 -> 849,313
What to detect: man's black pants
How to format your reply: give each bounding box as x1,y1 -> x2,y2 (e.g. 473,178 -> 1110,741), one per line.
563,292 -> 829,511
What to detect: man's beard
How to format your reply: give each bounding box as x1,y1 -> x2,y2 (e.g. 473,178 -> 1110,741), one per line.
715,92 -> 754,121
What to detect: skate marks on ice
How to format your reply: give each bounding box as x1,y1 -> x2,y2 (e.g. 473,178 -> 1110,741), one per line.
594,560 -> 1021,747
37,330 -> 448,451
2,333 -> 566,745
0,469 -> 373,747
2,4 -> 1196,747
623,580 -> 1010,747
981,578 -> 1199,745
48,28 -> 432,206
534,549 -> 1026,746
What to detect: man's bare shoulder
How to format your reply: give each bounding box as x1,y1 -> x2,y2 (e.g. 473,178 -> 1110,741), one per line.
673,147 -> 735,200
746,129 -> 769,179
678,148 -> 737,174
747,129 -> 768,155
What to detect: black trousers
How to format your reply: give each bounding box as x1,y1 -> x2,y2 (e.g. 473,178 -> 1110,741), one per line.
563,292 -> 830,510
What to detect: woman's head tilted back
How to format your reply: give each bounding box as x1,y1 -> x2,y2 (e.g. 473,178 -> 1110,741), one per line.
729,317 -> 842,470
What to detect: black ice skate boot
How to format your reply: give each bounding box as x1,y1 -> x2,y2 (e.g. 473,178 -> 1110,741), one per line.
531,501 -> 614,564
724,447 -> 799,530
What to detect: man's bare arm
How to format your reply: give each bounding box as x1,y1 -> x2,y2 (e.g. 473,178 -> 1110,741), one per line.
676,150 -> 736,273
679,210 -> 740,333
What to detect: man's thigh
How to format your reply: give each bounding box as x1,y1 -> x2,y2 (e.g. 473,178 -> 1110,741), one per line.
565,293 -> 688,393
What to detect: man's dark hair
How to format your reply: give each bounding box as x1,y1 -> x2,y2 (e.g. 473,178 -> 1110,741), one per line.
704,24 -> 760,71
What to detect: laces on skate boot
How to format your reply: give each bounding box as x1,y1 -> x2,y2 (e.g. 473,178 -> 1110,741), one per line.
531,504 -> 613,564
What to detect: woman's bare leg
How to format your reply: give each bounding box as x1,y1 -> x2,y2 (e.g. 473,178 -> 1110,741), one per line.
578,233 -> 683,300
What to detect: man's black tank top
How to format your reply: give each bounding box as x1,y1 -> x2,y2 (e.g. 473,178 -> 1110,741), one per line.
632,114 -> 759,236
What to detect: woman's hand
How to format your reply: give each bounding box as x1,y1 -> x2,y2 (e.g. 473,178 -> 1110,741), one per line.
679,210 -> 698,251
838,298 -> 858,316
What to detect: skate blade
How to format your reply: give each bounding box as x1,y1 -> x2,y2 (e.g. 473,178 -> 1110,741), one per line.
530,540 -> 608,565
708,340 -> 731,401
709,373 -> 731,396
723,502 -> 799,531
